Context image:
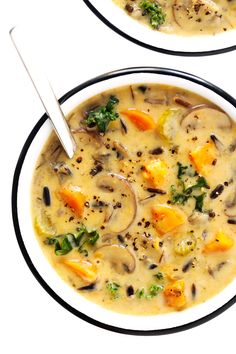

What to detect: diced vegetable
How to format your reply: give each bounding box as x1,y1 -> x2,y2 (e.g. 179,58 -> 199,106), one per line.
152,204 -> 186,235
62,259 -> 97,282
59,185 -> 85,217
203,230 -> 234,253
160,264 -> 179,281
121,109 -> 155,130
156,108 -> 180,140
164,279 -> 186,309
174,233 -> 197,256
189,142 -> 216,175
153,236 -> 161,250
143,159 -> 168,187
34,211 -> 56,237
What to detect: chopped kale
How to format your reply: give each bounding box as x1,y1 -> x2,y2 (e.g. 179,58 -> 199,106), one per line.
85,96 -> 119,133
170,185 -> 189,205
170,163 -> 209,212
194,193 -> 207,212
177,162 -> 197,179
44,225 -> 99,256
177,162 -> 188,179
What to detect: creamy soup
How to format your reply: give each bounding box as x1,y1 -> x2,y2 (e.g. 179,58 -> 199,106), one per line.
32,84 -> 236,315
113,0 -> 236,36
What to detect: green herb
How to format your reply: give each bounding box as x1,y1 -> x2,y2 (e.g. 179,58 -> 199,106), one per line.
177,162 -> 197,179
136,284 -> 164,299
194,193 -> 207,212
136,288 -> 146,299
154,272 -> 164,280
44,225 -> 99,256
177,162 -> 188,179
170,185 -> 189,205
184,176 -> 209,195
85,96 -> 119,133
106,281 -> 120,299
170,163 -> 209,212
148,284 -> 164,297
139,1 -> 166,29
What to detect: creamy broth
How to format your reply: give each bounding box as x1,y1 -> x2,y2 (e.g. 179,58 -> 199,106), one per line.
113,0 -> 236,36
32,84 -> 236,315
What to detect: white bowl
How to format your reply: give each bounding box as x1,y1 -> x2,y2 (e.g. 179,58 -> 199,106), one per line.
83,0 -> 236,56
12,67 -> 236,335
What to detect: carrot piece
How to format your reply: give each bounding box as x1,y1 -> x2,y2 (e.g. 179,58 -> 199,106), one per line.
121,109 -> 155,130
189,142 -> 216,175
63,259 -> 97,282
203,230 -> 234,253
164,279 -> 186,309
143,159 -> 168,187
152,204 -> 186,236
59,185 -> 85,217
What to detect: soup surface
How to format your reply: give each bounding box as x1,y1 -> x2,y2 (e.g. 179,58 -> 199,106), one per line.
113,0 -> 236,36
32,84 -> 236,315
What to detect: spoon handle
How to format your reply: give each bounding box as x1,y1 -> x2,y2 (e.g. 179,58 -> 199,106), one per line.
10,26 -> 76,159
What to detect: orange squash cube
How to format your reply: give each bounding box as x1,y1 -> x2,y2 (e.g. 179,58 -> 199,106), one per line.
143,159 -> 168,187
164,279 -> 186,309
189,142 -> 216,175
59,185 -> 85,217
152,204 -> 186,235
63,259 -> 97,282
203,230 -> 234,253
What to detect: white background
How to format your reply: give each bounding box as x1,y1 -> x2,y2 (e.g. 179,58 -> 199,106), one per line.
1,0 -> 236,352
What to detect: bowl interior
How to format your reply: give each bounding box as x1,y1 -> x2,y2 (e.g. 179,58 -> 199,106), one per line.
14,69 -> 236,333
84,0 -> 236,55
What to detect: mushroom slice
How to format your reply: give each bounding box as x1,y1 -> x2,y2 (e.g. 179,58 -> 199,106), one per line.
96,173 -> 137,233
172,0 -> 231,32
112,141 -> 129,159
181,105 -> 232,131
95,244 -> 136,274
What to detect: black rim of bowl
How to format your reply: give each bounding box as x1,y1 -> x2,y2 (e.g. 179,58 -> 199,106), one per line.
83,0 -> 236,57
12,67 -> 236,335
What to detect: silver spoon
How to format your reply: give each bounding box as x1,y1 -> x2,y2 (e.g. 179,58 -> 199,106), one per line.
10,26 -> 76,158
